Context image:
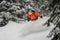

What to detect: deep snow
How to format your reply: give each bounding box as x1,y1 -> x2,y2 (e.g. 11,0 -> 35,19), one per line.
0,17 -> 55,40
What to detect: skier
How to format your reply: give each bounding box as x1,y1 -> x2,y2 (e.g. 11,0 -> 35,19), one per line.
26,10 -> 43,21
47,22 -> 60,40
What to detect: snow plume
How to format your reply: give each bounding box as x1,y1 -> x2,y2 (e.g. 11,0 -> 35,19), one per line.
19,17 -> 51,36
0,17 -> 55,40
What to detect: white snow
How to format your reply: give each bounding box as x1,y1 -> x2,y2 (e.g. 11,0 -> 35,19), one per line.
0,17 -> 55,40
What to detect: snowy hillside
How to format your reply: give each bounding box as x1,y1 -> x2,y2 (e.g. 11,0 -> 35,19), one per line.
0,17 -> 55,40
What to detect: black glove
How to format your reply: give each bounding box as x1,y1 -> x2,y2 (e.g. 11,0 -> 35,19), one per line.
40,16 -> 43,18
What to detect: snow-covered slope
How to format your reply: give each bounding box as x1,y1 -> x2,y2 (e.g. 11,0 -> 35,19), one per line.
0,17 -> 54,40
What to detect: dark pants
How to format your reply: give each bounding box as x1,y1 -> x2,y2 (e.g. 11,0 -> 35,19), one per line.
27,17 -> 31,21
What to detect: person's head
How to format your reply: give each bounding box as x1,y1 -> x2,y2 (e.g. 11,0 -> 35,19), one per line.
31,10 -> 35,13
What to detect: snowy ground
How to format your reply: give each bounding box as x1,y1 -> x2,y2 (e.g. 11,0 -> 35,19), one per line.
0,17 -> 55,40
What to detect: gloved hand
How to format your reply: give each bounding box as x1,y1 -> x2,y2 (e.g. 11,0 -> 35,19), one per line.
40,16 -> 43,18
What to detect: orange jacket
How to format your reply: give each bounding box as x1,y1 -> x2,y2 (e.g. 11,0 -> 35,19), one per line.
26,11 -> 42,21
